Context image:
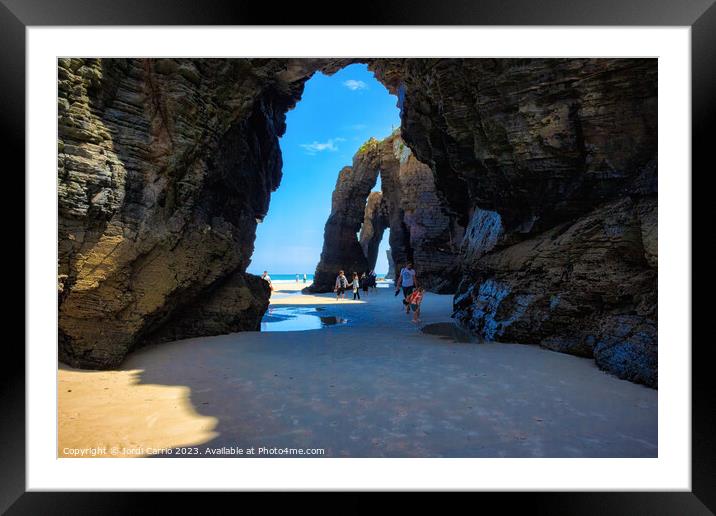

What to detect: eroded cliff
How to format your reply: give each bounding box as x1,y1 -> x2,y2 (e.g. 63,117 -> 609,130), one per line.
370,58 -> 658,386
58,58 -> 348,368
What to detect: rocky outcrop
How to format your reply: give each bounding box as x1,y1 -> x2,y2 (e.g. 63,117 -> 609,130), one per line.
453,197 -> 657,386
310,131 -> 463,293
370,58 -> 657,386
58,58 -> 349,368
143,271 -> 270,344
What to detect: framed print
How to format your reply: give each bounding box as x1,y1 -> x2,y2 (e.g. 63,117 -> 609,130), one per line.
4,0 -> 711,512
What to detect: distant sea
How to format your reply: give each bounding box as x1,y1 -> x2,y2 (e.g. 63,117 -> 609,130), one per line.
260,273 -> 387,281
265,274 -> 315,281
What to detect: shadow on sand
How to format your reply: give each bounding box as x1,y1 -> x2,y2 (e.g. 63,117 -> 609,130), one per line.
110,293 -> 658,459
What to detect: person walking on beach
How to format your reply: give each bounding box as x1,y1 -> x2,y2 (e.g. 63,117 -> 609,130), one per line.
296,274 -> 300,283
334,270 -> 348,300
303,273 -> 307,284
261,271 -> 273,292
395,262 -> 417,315
350,272 -> 361,300
361,272 -> 369,296
406,286 -> 425,323
368,270 -> 377,292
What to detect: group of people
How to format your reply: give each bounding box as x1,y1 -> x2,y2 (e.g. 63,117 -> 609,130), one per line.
334,262 -> 424,323
262,265 -> 425,324
334,270 -> 377,301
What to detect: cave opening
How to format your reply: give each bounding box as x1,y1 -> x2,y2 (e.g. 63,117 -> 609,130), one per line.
57,58 -> 658,391
55,57 -> 659,460
247,63 -> 401,285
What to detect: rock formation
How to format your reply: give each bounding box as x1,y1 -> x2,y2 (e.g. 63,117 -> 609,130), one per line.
310,131 -> 463,293
385,249 -> 396,280
308,163 -> 378,292
358,191 -> 389,271
58,58 -> 657,387
57,58 -> 349,368
390,136 -> 465,293
370,58 -> 658,387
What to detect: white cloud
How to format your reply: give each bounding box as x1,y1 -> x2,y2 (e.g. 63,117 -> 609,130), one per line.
343,79 -> 368,91
300,138 -> 346,155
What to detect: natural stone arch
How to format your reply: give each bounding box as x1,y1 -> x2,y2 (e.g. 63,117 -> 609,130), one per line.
309,130 -> 463,293
57,58 -> 658,387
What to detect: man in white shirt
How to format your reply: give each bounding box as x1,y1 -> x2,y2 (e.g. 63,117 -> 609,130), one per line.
334,270 -> 348,300
395,262 -> 418,314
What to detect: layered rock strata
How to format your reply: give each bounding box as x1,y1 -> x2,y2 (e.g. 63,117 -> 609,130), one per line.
57,58 -> 347,368
369,58 -> 658,386
310,131 -> 463,293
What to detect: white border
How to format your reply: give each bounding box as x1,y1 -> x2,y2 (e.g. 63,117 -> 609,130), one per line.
27,27 -> 691,491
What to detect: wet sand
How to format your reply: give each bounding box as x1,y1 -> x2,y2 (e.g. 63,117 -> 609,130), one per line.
58,281 -> 657,458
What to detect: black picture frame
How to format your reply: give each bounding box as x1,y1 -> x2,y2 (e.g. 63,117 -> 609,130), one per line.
3,0 -> 710,512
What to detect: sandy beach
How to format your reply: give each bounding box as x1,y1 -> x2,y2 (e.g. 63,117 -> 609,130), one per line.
58,281 -> 657,458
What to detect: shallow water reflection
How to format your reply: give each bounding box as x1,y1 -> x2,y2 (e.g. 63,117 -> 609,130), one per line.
261,306 -> 347,332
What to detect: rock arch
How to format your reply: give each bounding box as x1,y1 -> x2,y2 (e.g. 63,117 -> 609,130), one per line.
309,130 -> 463,293
57,58 -> 658,387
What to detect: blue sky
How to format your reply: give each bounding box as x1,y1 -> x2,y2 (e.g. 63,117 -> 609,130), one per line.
248,64 -> 400,275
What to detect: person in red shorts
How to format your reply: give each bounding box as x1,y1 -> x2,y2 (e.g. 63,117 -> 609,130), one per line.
406,286 -> 425,323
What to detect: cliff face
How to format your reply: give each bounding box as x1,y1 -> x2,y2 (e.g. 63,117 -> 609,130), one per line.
58,58 -> 657,386
371,58 -> 658,386
310,132 -> 463,293
57,58 -> 349,368
390,137 -> 465,293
